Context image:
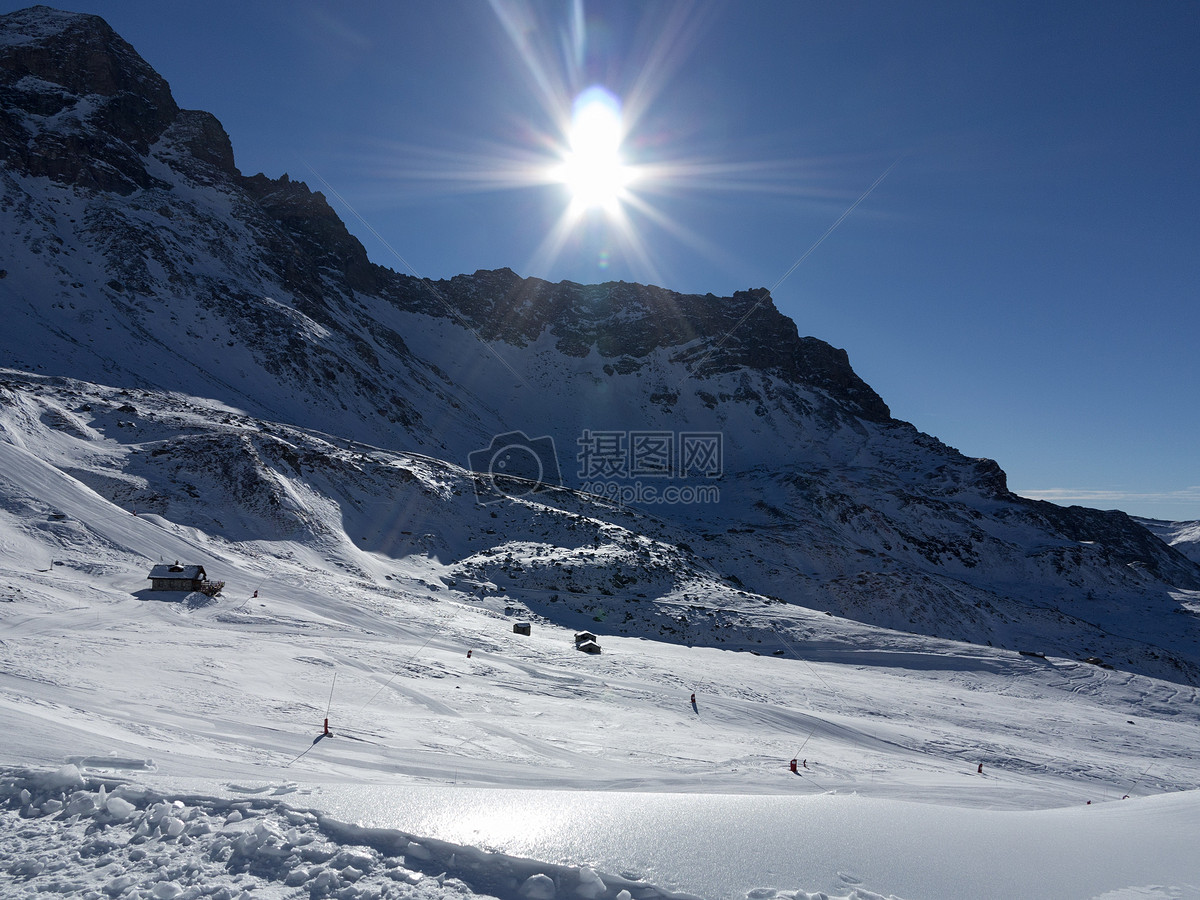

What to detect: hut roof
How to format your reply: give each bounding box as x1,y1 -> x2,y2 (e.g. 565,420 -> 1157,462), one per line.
148,563 -> 207,581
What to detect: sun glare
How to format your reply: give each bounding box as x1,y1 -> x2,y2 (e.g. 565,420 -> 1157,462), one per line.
555,86 -> 632,213
378,4 -> 804,284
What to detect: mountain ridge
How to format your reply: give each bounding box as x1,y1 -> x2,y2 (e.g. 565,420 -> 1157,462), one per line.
1,3 -> 890,428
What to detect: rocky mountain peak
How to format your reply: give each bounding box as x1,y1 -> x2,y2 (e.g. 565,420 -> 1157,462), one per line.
0,5 -> 179,192
405,271 -> 892,422
0,6 -> 888,424
0,6 -> 171,104
240,172 -> 383,295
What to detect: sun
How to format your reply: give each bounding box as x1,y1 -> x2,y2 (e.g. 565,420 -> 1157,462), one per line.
554,86 -> 633,214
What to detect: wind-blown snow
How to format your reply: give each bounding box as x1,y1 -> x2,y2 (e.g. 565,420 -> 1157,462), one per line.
4,767 -> 1200,899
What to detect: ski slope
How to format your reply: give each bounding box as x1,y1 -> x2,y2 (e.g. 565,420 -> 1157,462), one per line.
3,390 -> 1200,898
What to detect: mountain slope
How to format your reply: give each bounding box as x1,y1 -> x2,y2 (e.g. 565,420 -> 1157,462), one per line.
3,5 -> 1200,684
1136,518 -> 1200,566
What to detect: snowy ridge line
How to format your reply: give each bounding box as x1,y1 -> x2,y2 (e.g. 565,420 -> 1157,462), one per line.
0,764 -> 709,900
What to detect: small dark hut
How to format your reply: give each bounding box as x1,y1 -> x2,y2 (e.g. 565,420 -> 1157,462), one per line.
577,640 -> 602,655
148,561 -> 208,592
513,622 -> 532,636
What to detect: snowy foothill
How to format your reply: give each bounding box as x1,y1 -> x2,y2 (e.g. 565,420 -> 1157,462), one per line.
2,377 -> 1200,899
1136,518 -> 1200,566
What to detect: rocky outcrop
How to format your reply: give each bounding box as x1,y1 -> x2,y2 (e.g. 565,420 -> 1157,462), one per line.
157,109 -> 236,181
240,173 -> 385,296
0,6 -> 178,192
382,271 -> 892,422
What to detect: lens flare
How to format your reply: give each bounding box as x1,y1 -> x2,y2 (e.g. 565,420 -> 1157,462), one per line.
555,86 -> 632,214
359,4 -> 836,287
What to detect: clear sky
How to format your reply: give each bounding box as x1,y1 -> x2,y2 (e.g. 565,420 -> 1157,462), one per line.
11,1 -> 1199,520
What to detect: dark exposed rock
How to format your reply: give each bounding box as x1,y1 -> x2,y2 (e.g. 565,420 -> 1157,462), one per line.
240,172 -> 385,296
384,271 -> 891,422
0,6 -> 179,193
1030,501 -> 1200,588
0,7 -> 174,107
157,109 -> 237,180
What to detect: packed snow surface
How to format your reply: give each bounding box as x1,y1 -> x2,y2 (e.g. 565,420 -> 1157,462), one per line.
4,767 -> 1200,900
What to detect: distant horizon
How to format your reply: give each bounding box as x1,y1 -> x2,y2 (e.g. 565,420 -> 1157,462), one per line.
4,1 -> 1197,520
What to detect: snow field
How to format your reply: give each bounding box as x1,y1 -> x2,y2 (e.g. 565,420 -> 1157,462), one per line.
3,375 -> 1200,896
0,764 -> 697,900
6,764 -> 1200,900
1,764 -> 472,900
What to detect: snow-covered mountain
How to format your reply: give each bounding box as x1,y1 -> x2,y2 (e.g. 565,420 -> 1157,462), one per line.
3,4 -> 1200,685
1135,518 -> 1200,566
6,8 -> 1200,897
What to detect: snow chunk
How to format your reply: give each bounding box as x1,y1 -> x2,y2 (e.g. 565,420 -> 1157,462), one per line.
309,869 -> 342,893
520,873 -> 557,900
405,840 -> 432,860
11,857 -> 44,876
44,763 -> 84,791
575,866 -> 605,899
103,874 -> 137,896
332,848 -> 375,874
105,796 -> 136,821
64,792 -> 96,816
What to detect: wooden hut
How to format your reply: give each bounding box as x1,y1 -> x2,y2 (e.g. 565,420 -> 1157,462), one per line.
147,561 -> 208,592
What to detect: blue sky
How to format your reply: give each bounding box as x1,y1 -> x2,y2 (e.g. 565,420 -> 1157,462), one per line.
16,1 -> 1200,520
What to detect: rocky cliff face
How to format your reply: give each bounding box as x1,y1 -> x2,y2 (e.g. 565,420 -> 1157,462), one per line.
0,6 -> 179,192
3,5 -> 1200,681
384,269 -> 892,422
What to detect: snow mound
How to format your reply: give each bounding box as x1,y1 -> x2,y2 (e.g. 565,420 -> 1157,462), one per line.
0,767 -> 713,900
